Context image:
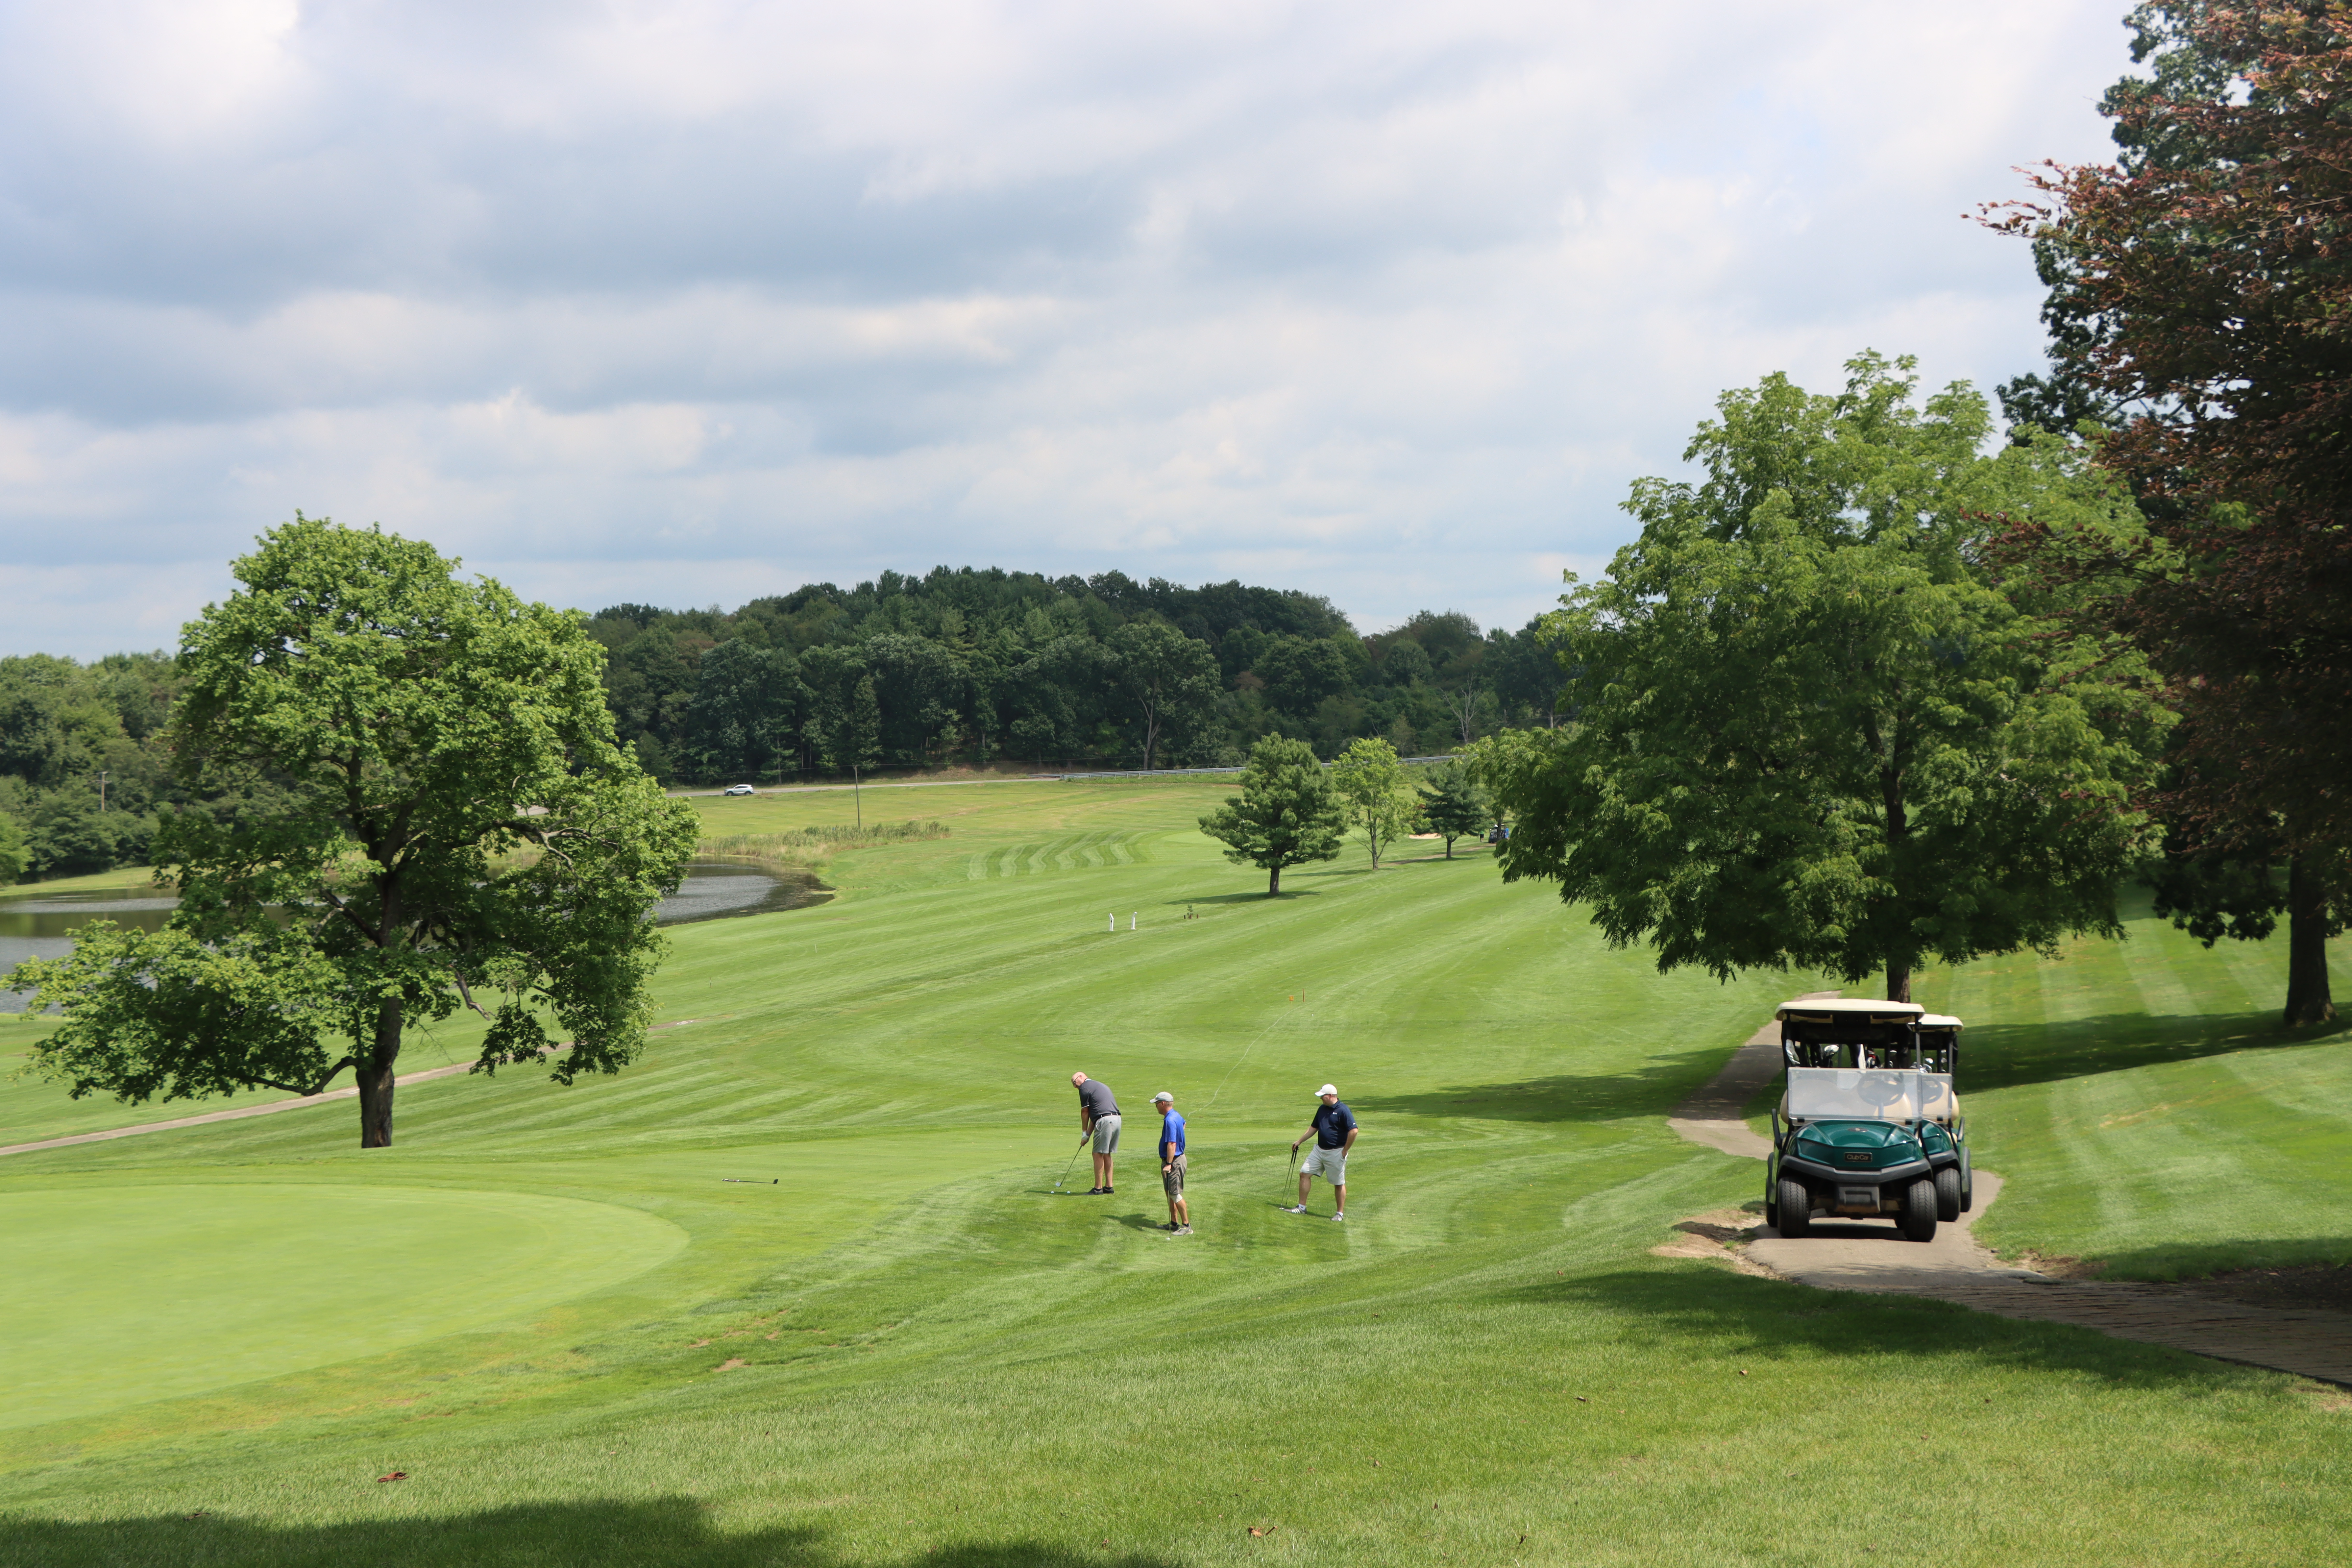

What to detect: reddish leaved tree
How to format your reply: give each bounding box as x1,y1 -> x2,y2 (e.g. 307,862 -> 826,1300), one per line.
1986,2 -> 2352,1022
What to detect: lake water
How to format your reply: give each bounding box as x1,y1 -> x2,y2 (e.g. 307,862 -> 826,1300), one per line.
0,862 -> 823,1013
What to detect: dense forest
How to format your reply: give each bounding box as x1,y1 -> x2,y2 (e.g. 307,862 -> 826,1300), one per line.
0,652 -> 231,883
0,566 -> 1559,881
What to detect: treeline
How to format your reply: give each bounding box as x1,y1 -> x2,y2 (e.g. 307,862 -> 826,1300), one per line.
0,567 -> 1561,881
0,652 -> 292,882
587,567 -> 1561,783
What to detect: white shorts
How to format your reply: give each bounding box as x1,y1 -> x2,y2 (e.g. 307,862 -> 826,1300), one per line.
1301,1145 -> 1347,1186
1090,1114 -> 1121,1154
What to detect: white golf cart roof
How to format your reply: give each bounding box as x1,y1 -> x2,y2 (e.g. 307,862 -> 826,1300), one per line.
1774,999 -> 1924,1022
1916,1014 -> 1963,1030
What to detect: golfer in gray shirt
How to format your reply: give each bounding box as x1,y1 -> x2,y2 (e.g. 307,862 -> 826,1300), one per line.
1072,1072 -> 1121,1195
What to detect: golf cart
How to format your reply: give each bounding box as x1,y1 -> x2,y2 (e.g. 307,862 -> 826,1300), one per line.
1911,1013 -> 1972,1221
1766,999 -> 1966,1242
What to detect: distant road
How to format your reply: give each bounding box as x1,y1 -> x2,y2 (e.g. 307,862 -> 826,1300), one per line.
671,775 -> 1070,799
671,756 -> 1459,799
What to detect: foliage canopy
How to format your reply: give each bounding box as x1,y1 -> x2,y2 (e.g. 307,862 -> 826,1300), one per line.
1329,737 -> 1418,869
1197,733 -> 1347,895
8,518 -> 701,1146
1476,356 -> 2171,1001
1989,1 -> 2352,1022
1416,761 -> 1490,858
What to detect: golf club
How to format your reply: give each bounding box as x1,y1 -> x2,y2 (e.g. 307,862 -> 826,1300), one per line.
1052,1135 -> 1089,1192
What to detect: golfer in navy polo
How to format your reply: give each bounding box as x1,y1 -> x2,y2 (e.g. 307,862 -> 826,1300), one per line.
1287,1083 -> 1357,1221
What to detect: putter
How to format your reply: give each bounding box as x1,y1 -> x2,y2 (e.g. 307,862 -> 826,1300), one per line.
1053,1135 -> 1089,1192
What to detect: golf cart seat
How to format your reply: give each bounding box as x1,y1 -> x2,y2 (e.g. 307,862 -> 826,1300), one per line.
1774,998 -> 1924,1070
1915,1013 -> 1963,1076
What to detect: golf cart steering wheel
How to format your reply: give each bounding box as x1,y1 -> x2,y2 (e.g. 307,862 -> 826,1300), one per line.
1856,1070 -> 1907,1107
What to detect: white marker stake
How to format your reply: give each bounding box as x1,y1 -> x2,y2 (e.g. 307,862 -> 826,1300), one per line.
1108,912 -> 1114,933
1130,912 -> 1137,931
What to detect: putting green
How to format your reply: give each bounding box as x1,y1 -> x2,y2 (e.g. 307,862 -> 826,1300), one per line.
0,1183 -> 687,1430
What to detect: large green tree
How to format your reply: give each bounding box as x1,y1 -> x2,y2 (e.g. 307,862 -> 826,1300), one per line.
1329,736 -> 1418,869
8,518 -> 700,1147
1477,356 -> 2170,1002
1198,733 -> 1346,895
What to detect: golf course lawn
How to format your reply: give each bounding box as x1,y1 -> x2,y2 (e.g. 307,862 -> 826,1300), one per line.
1,778 -> 2346,1566
1924,902 -> 2352,1278
0,1184 -> 687,1430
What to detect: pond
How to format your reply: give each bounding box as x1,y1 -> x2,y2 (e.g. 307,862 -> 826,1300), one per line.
0,861 -> 826,1013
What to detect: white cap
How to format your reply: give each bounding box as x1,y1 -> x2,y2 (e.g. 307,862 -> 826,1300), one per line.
1152,1090 -> 1173,1104
1318,1083 -> 1338,1097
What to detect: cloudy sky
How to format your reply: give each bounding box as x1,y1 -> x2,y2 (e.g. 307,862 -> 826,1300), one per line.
2,0 -> 2134,658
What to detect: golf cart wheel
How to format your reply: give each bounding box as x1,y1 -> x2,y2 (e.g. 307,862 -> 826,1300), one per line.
1775,1176 -> 1812,1239
1900,1178 -> 1938,1243
1934,1166 -> 1963,1223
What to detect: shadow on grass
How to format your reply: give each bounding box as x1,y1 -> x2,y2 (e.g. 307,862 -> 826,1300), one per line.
1163,889 -> 1323,907
1960,1009 -> 2351,1095
1351,1046 -> 1732,1124
0,1500 -> 1182,1568
1511,1268 -> 2260,1391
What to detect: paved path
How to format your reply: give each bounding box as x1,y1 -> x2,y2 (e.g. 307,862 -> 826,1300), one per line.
0,1058 -> 491,1158
0,1026 -> 697,1160
1669,1005 -> 2352,1388
1664,990 -> 1835,1157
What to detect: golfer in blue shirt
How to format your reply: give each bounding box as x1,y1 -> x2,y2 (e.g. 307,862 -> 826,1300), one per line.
1153,1091 -> 1190,1235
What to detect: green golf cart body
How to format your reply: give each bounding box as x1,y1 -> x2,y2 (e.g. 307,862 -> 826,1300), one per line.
1764,999 -> 1970,1242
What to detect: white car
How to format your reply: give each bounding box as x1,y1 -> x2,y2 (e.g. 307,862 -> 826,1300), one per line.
722,784 -> 756,797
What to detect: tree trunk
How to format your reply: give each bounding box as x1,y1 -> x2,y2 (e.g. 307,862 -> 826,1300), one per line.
1268,863 -> 1281,896
2283,851 -> 2337,1026
1879,751 -> 1911,1007
357,997 -> 402,1147
1444,836 -> 1454,859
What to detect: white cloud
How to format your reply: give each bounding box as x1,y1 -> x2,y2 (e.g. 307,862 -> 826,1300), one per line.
0,0 -> 2135,654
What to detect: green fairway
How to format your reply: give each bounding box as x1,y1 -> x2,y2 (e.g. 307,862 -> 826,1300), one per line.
0,1184 -> 686,1430
0,778 -> 2346,1566
1916,889 -> 2352,1278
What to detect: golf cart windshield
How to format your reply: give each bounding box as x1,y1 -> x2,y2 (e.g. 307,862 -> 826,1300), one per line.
1785,1068 -> 1954,1123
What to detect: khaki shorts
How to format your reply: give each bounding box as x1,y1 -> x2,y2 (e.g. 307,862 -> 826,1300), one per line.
1089,1114 -> 1122,1154
1301,1145 -> 1347,1186
1162,1153 -> 1186,1197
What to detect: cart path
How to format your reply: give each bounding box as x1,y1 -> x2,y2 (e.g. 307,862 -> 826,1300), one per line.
1662,989 -> 1837,1157
0,1024 -> 704,1160
1669,1008 -> 2352,1388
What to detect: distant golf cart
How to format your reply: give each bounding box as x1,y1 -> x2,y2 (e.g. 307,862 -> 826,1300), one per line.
1766,999 -> 1972,1242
